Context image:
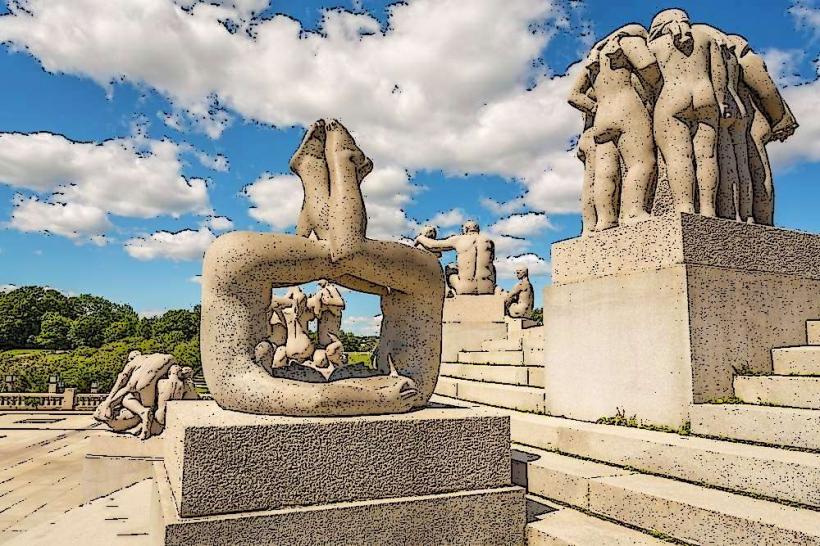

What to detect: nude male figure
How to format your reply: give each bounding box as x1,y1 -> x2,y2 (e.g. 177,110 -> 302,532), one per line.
648,9 -> 733,218
269,286 -> 315,368
414,220 -> 496,295
316,279 -> 345,347
504,267 -> 534,319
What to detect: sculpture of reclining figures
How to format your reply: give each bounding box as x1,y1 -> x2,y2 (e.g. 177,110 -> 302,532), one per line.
201,119 -> 445,416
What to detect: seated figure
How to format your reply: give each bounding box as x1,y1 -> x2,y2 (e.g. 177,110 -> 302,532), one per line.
414,220 -> 496,295
504,267 -> 534,319
200,119 -> 445,417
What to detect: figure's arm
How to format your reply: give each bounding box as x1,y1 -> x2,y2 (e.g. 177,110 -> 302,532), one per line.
708,37 -> 731,118
620,36 -> 661,90
568,68 -> 597,116
414,235 -> 457,252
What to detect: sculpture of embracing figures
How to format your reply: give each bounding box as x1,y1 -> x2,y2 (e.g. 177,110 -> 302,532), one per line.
201,119 -> 445,417
570,8 -> 798,234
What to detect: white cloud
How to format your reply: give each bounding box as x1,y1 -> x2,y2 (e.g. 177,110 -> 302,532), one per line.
427,208 -> 466,228
481,196 -> 527,216
789,0 -> 820,38
761,48 -> 805,87
243,174 -> 303,229
343,314 -> 382,336
124,227 -> 215,261
360,166 -> 420,240
0,0 -> 582,214
769,74 -> 820,167
492,234 -> 532,257
205,215 -> 234,231
8,195 -> 113,242
0,284 -> 17,293
188,275 -> 202,284
489,211 -> 554,238
138,308 -> 166,318
495,253 -> 550,280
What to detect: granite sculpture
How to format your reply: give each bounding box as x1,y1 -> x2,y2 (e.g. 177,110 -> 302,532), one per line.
201,119 -> 445,416
504,267 -> 534,319
93,352 -> 199,439
570,8 -> 797,234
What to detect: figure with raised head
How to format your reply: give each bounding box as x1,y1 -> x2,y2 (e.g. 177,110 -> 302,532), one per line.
504,267 -> 534,319
201,119 -> 445,416
570,23 -> 659,230
414,220 -> 496,295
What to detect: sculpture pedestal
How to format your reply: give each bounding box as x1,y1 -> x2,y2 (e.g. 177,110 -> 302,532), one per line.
152,400 -> 525,545
441,294 -> 508,361
543,213 -> 820,427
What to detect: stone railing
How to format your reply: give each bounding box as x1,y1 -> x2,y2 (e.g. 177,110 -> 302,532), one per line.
0,388 -> 107,411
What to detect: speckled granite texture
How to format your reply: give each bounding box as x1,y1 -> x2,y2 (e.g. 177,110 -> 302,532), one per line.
164,401 -> 512,518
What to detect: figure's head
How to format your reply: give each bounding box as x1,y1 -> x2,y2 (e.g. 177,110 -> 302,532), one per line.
180,366 -> 194,381
515,267 -> 529,280
419,225 -> 437,239
168,364 -> 181,378
462,220 -> 480,234
317,279 -> 328,288
127,350 -> 141,363
649,9 -> 691,43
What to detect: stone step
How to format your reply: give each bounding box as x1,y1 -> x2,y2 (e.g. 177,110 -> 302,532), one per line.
734,375 -> 820,409
525,496 -> 667,546
773,346 -> 820,375
439,363 -> 544,388
591,472 -> 820,545
434,377 -> 547,413
690,403 -> 820,451
481,337 -> 523,351
432,396 -> 820,508
513,444 -> 820,545
808,320 -> 820,345
457,349 -> 525,366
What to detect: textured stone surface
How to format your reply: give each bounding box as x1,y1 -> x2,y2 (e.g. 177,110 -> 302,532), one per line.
435,377 -> 548,413
773,346 -> 820,375
442,293 -> 506,322
809,321 -> 820,345
165,401 -> 511,517
440,363 -> 531,385
442,321 -> 507,362
458,350 -> 525,366
690,403 -> 820,451
154,462 -> 525,546
552,213 -> 820,284
735,375 -> 820,409
527,507 -> 667,546
589,473 -> 820,545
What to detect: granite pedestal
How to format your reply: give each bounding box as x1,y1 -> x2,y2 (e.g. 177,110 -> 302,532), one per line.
543,213 -> 820,427
152,400 -> 525,545
441,294 -> 508,361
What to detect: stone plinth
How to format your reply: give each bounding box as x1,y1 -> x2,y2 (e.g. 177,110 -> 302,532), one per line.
544,213 -> 820,426
155,401 -> 524,545
442,294 -> 508,361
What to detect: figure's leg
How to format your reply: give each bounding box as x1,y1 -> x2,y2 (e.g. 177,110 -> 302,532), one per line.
121,394 -> 153,440
325,119 -> 369,262
716,123 -> 739,220
693,117 -> 719,218
618,116 -> 656,225
654,111 -> 696,214
732,124 -> 755,223
290,120 -> 330,238
579,139 -> 597,236
749,113 -> 774,225
593,140 -> 620,230
444,263 -> 459,294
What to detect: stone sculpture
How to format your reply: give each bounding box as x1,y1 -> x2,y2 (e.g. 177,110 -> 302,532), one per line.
414,220 -> 496,295
504,267 -> 534,319
315,279 -> 345,347
570,8 -> 797,233
201,119 -> 444,416
93,352 -> 199,439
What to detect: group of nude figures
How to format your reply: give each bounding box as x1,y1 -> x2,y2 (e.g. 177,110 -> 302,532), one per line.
253,279 -> 347,381
570,8 -> 798,234
93,351 -> 199,440
413,222 -> 533,319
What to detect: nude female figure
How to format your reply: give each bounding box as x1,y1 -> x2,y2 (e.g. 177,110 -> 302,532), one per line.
569,24 -> 658,230
201,119 -> 444,416
648,9 -> 735,217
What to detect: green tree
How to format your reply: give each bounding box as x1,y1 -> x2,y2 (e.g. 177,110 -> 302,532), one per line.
0,286 -> 71,349
103,320 -> 137,344
34,312 -> 74,349
68,315 -> 108,348
173,337 -> 201,374
152,309 -> 199,339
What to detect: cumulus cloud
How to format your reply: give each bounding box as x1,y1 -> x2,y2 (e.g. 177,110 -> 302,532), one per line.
243,174 -> 303,229
489,212 -> 554,238
8,195 -> 113,242
0,0 -> 582,214
188,275 -> 202,284
768,64 -> 820,167
0,284 -> 17,293
761,48 -> 806,87
343,314 -> 382,336
205,215 -> 234,231
495,253 -> 551,280
124,227 -> 215,261
426,208 -> 467,229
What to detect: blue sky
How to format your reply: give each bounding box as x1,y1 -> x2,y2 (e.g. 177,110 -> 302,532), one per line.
0,0 -> 818,333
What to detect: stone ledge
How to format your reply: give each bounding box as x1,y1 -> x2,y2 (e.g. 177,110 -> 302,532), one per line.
442,293 -> 506,322
552,213 -> 820,284
165,401 -> 511,517
153,461 -> 525,546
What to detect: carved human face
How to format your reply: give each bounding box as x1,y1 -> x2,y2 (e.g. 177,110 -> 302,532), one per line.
515,268 -> 528,279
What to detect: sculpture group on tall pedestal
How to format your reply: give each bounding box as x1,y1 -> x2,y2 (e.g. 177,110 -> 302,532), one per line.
200,119 -> 445,417
570,8 -> 798,235
93,351 -> 199,439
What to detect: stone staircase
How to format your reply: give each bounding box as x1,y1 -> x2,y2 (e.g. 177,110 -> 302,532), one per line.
435,318 -> 547,413
691,319 -> 820,450
432,394 -> 820,545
